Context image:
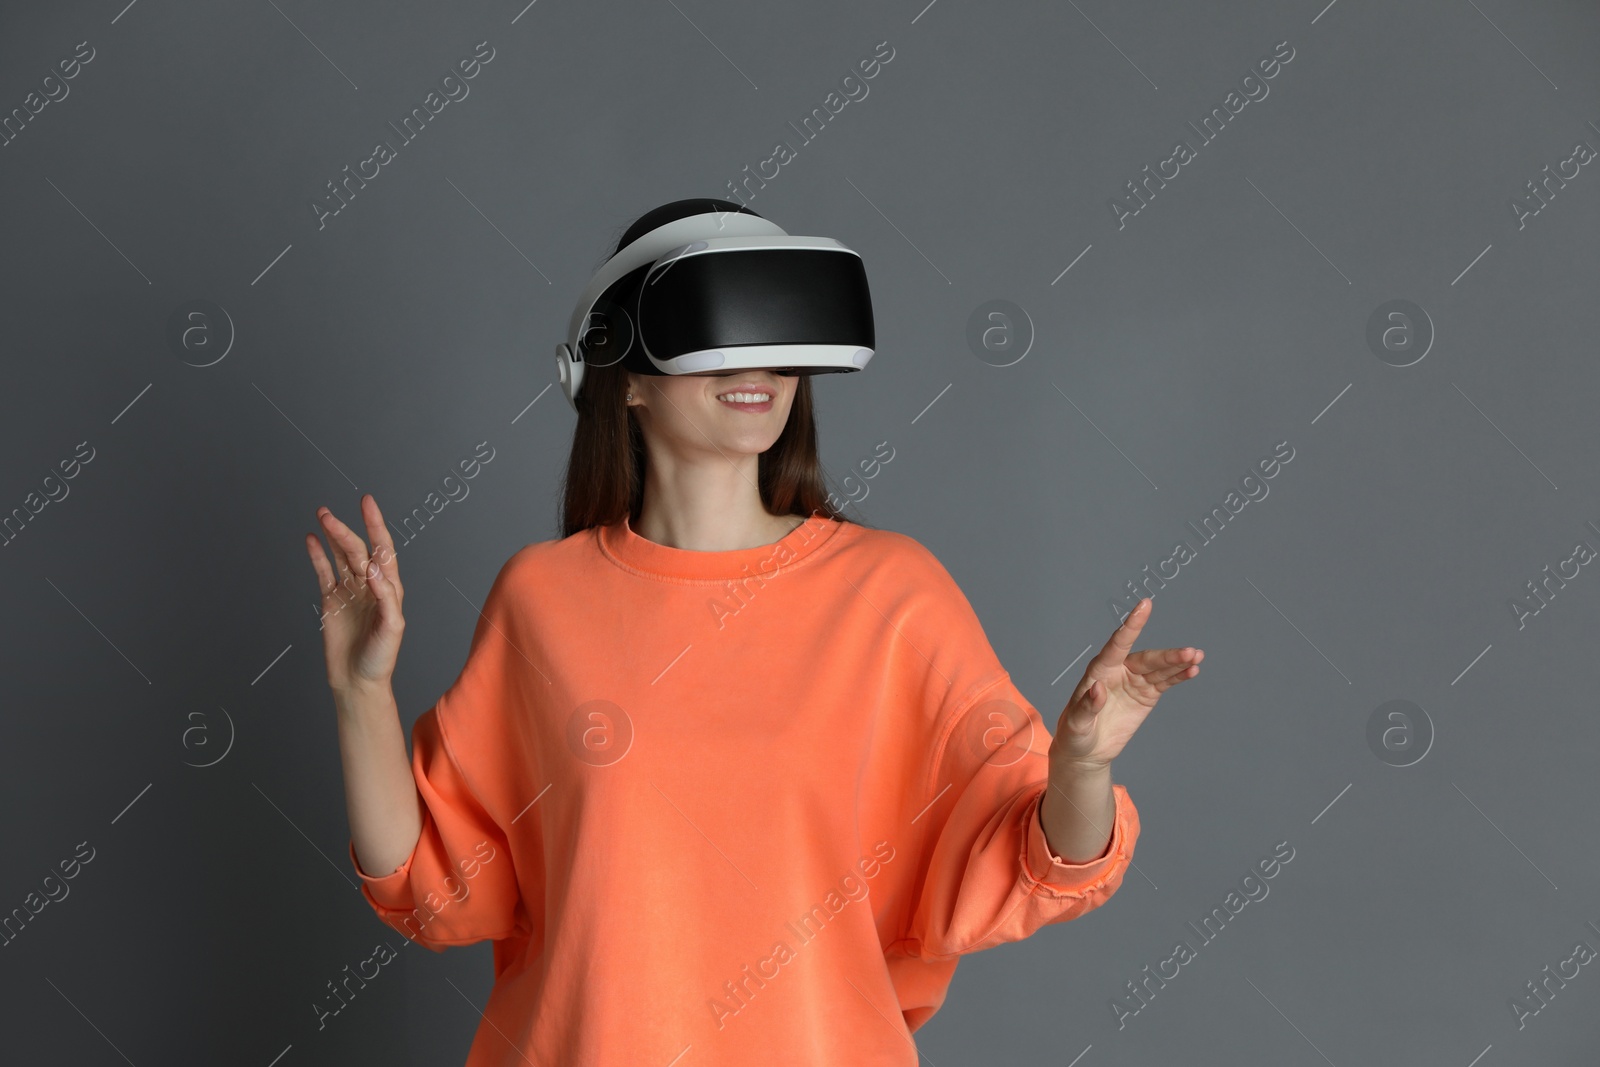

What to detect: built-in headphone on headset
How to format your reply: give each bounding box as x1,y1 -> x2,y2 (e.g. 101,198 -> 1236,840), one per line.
555,204 -> 876,412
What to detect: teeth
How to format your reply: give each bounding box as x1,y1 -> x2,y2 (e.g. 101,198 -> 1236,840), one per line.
717,392 -> 771,403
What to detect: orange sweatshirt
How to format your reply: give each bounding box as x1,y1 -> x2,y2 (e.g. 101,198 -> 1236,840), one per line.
348,512 -> 1139,1065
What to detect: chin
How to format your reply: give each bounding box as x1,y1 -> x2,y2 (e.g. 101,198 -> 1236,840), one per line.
727,432 -> 785,454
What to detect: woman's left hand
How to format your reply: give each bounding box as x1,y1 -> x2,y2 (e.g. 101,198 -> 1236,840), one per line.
1051,598 -> 1203,774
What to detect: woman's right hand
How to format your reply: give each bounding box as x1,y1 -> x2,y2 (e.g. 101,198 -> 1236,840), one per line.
307,494 -> 405,696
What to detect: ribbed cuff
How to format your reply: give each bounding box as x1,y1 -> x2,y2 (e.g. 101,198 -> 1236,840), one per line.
1023,783 -> 1130,894
349,837 -> 416,910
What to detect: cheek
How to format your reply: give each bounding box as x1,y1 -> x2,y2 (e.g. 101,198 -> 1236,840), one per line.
661,380 -> 712,408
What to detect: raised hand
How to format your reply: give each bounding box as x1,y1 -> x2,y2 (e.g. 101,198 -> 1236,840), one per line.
1050,598 -> 1202,774
306,494 -> 406,695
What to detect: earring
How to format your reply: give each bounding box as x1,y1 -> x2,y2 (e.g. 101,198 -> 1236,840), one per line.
626,393 -> 633,401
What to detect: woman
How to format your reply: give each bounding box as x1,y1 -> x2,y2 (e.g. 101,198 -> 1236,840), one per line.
309,198 -> 1203,1065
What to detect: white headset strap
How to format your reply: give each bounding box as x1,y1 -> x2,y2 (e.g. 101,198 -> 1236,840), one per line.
565,210 -> 788,350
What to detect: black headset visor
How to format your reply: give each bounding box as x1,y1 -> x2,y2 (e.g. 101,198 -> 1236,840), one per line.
625,247 -> 874,371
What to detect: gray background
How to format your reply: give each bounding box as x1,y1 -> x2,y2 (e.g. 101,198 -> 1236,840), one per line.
2,0 -> 1597,1063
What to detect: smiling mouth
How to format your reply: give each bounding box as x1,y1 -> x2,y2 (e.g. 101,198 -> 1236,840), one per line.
716,391 -> 774,410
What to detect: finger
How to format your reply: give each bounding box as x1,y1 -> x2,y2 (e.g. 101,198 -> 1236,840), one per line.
360,494 -> 403,596
321,506 -> 372,585
306,532 -> 337,594
1128,651 -> 1204,687
364,553 -> 400,631
1127,645 -> 1202,674
317,508 -> 353,583
1095,597 -> 1152,671
1144,662 -> 1200,689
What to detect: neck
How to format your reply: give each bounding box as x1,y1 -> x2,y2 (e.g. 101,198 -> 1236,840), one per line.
633,452 -> 800,551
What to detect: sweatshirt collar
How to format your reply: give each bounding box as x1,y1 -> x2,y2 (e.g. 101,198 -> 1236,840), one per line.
598,511 -> 842,582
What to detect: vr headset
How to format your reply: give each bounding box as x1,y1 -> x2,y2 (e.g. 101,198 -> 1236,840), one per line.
555,206 -> 876,411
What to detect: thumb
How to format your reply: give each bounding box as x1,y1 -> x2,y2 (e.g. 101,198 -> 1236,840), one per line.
1065,678 -> 1103,736
365,559 -> 399,631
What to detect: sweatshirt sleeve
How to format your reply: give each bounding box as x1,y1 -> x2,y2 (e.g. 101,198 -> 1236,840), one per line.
347,708 -> 529,951
900,671 -> 1140,961
347,553 -> 536,952
887,537 -> 1140,962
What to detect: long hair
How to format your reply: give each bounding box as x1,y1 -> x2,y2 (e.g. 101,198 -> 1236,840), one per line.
558,198 -> 857,539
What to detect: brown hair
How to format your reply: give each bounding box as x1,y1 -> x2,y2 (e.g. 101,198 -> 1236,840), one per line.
558,199 -> 858,539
